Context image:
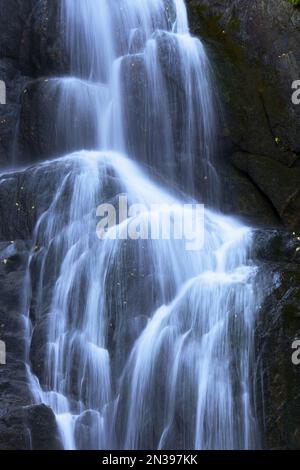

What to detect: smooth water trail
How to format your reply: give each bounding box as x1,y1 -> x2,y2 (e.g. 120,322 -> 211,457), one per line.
25,0 -> 261,450
58,0 -> 219,200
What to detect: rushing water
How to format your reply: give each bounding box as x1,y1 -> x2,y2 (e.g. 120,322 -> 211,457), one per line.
26,0 -> 260,449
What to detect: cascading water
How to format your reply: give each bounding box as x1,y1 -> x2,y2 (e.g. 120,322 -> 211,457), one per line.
25,0 -> 261,450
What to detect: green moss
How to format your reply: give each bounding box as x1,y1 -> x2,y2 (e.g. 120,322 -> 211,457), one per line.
287,0 -> 300,6
275,136 -> 281,145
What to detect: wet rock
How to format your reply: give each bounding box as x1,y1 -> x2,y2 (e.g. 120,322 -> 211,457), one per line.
121,55 -> 148,165
17,77 -> 103,163
0,240 -> 31,450
0,406 -> 31,450
256,265 -> 300,449
20,0 -> 68,77
253,229 -> 300,449
0,57 -> 29,169
0,105 -> 19,167
0,0 -> 68,165
29,315 -> 50,380
187,0 -> 300,157
231,152 -> 300,230
25,404 -> 62,450
0,404 -> 62,450
0,229 -> 62,450
17,77 -> 66,162
0,0 -> 35,61
0,159 -> 74,241
253,229 -> 300,264
0,59 -> 28,103
0,240 -> 29,364
187,0 -> 300,225
121,34 -> 218,199
217,163 -> 279,226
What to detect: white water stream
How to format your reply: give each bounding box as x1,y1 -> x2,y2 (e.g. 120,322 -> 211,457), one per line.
25,0 -> 260,450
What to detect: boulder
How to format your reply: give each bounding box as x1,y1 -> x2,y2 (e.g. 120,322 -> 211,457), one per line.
0,404 -> 62,450
217,162 -> 280,226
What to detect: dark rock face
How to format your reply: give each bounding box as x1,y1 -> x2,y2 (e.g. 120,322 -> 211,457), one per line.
187,0 -> 300,228
0,241 -> 31,425
0,105 -> 19,166
18,77 -> 101,163
217,163 -> 280,227
0,58 -> 26,166
0,0 -> 68,166
0,161 -> 72,449
187,0 -> 300,156
0,53 -> 31,164
0,237 -> 61,449
231,152 -> 300,230
20,0 -> 67,77
0,59 -> 28,103
253,230 -> 300,449
0,160 -> 68,241
0,0 -> 66,78
0,404 -> 62,450
25,404 -> 63,450
0,0 -> 35,60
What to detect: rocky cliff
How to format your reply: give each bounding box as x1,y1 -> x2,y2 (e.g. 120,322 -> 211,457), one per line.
0,0 -> 299,449
187,0 -> 300,230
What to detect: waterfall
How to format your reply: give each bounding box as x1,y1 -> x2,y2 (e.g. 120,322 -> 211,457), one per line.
26,0 -> 261,450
